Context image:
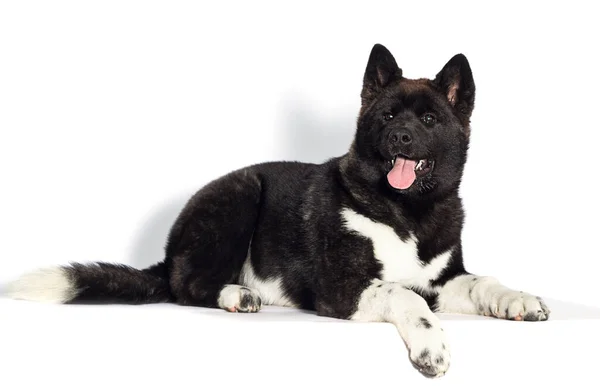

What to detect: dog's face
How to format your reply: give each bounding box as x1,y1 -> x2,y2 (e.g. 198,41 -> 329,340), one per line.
351,44 -> 475,200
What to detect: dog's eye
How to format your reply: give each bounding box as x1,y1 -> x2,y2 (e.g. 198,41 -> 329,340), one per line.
421,113 -> 436,126
383,112 -> 394,121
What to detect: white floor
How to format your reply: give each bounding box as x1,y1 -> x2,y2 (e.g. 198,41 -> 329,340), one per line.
1,296 -> 598,390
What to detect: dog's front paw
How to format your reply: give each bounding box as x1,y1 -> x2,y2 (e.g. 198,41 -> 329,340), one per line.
486,291 -> 550,321
408,323 -> 450,378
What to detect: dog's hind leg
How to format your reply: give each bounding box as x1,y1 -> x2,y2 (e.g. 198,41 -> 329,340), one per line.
216,284 -> 262,313
167,168 -> 263,312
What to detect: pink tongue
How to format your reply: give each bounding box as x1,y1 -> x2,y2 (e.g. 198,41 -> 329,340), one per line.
387,158 -> 417,189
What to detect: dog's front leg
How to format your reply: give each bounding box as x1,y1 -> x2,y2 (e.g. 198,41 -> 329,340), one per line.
351,279 -> 450,377
435,274 -> 550,321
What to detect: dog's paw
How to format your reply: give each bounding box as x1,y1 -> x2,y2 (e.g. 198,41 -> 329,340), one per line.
484,291 -> 550,321
408,324 -> 450,378
217,285 -> 262,313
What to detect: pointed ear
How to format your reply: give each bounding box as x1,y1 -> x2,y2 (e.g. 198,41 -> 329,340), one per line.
361,44 -> 402,106
434,54 -> 475,123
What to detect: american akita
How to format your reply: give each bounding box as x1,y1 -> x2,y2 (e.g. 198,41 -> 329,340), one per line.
7,44 -> 550,377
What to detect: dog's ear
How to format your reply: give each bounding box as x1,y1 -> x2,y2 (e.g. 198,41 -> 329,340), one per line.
361,44 -> 402,106
434,54 -> 475,124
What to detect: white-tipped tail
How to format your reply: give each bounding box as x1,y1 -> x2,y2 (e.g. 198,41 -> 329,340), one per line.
6,266 -> 77,303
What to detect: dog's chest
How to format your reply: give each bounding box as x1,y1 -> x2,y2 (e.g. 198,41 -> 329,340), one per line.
340,208 -> 451,288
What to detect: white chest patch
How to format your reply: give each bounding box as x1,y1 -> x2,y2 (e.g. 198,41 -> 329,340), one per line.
340,208 -> 452,290
239,249 -> 296,308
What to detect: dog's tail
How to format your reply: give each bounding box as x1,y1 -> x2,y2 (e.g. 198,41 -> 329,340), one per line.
6,260 -> 173,304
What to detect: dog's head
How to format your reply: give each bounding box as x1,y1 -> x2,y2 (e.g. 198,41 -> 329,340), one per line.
349,44 -> 475,200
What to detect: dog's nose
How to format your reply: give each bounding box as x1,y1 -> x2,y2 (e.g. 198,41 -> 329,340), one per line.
389,129 -> 413,146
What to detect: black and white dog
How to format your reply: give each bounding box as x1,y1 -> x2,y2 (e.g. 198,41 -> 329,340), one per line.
8,44 -> 550,377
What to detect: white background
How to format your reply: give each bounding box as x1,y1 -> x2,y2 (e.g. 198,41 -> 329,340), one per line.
1,4 -> 599,311
1,1 -> 599,389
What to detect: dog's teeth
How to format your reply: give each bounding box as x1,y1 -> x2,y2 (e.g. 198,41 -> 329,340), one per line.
415,160 -> 423,171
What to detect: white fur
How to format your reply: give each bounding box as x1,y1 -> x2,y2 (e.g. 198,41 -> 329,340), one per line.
217,284 -> 258,310
352,279 -> 450,377
6,266 -> 76,303
217,285 -> 242,309
340,208 -> 452,290
436,274 -> 550,320
239,251 -> 296,308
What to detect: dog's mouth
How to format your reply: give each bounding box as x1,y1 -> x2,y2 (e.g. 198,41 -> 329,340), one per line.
387,155 -> 435,190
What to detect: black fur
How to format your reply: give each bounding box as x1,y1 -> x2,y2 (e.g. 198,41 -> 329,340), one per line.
63,44 -> 476,321
64,262 -> 172,304
418,317 -> 433,329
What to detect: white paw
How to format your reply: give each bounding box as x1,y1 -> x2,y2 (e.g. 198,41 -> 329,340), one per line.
217,285 -> 262,313
483,289 -> 550,321
407,318 -> 450,378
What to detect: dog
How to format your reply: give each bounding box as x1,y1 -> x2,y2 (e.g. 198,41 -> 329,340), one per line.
7,44 -> 550,377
